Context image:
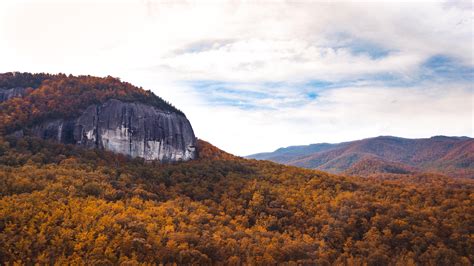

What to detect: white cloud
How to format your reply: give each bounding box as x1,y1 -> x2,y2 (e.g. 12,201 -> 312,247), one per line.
0,0 -> 472,155
1,0 -> 471,75
184,82 -> 473,155
156,39 -> 424,82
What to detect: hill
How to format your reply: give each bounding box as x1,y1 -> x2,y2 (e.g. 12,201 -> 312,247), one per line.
0,72 -> 183,131
0,136 -> 473,264
247,136 -> 474,178
0,72 -> 196,162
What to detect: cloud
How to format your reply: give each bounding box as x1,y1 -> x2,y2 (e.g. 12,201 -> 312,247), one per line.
183,81 -> 473,155
0,0 -> 472,155
155,39 -> 425,82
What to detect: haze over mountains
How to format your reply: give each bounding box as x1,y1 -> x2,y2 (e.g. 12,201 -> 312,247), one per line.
247,136 -> 474,178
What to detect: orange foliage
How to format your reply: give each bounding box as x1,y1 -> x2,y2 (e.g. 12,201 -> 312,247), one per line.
0,136 -> 472,264
196,139 -> 237,161
0,73 -> 181,134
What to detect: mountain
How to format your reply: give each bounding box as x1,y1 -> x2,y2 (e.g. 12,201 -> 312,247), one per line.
1,135 -> 473,264
247,136 -> 474,178
0,72 -> 473,264
0,72 -> 196,161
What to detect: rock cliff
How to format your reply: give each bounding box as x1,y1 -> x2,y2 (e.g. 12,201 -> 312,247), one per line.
0,72 -> 197,162
0,87 -> 28,101
30,99 -> 197,161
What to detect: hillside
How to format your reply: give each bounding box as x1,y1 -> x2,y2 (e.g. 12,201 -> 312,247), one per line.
0,72 -> 196,162
0,136 -> 473,264
247,136 -> 474,178
0,72 -> 183,132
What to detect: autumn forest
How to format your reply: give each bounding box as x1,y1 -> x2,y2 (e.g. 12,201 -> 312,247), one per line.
0,73 -> 473,265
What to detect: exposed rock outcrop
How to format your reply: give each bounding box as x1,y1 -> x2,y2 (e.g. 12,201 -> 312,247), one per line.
0,87 -> 28,102
31,99 -> 196,162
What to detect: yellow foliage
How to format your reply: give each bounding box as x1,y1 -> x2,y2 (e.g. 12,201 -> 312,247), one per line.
0,136 -> 473,264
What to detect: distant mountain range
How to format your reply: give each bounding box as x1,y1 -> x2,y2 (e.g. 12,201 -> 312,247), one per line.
247,136 -> 474,178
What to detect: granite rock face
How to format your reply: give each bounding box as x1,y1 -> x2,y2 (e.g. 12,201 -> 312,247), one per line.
31,99 -> 197,162
0,87 -> 28,102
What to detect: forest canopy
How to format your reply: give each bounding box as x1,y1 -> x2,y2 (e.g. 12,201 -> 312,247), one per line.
0,136 -> 472,265
0,72 -> 182,134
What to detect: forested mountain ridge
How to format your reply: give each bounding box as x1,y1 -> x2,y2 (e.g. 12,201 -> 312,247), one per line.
247,136 -> 474,178
0,72 -> 183,129
0,72 -> 196,162
0,135 -> 473,264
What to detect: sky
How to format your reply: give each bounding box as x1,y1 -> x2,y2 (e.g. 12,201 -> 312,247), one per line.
0,0 -> 473,155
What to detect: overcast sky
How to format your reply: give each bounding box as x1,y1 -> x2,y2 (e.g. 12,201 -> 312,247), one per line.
0,0 -> 472,155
